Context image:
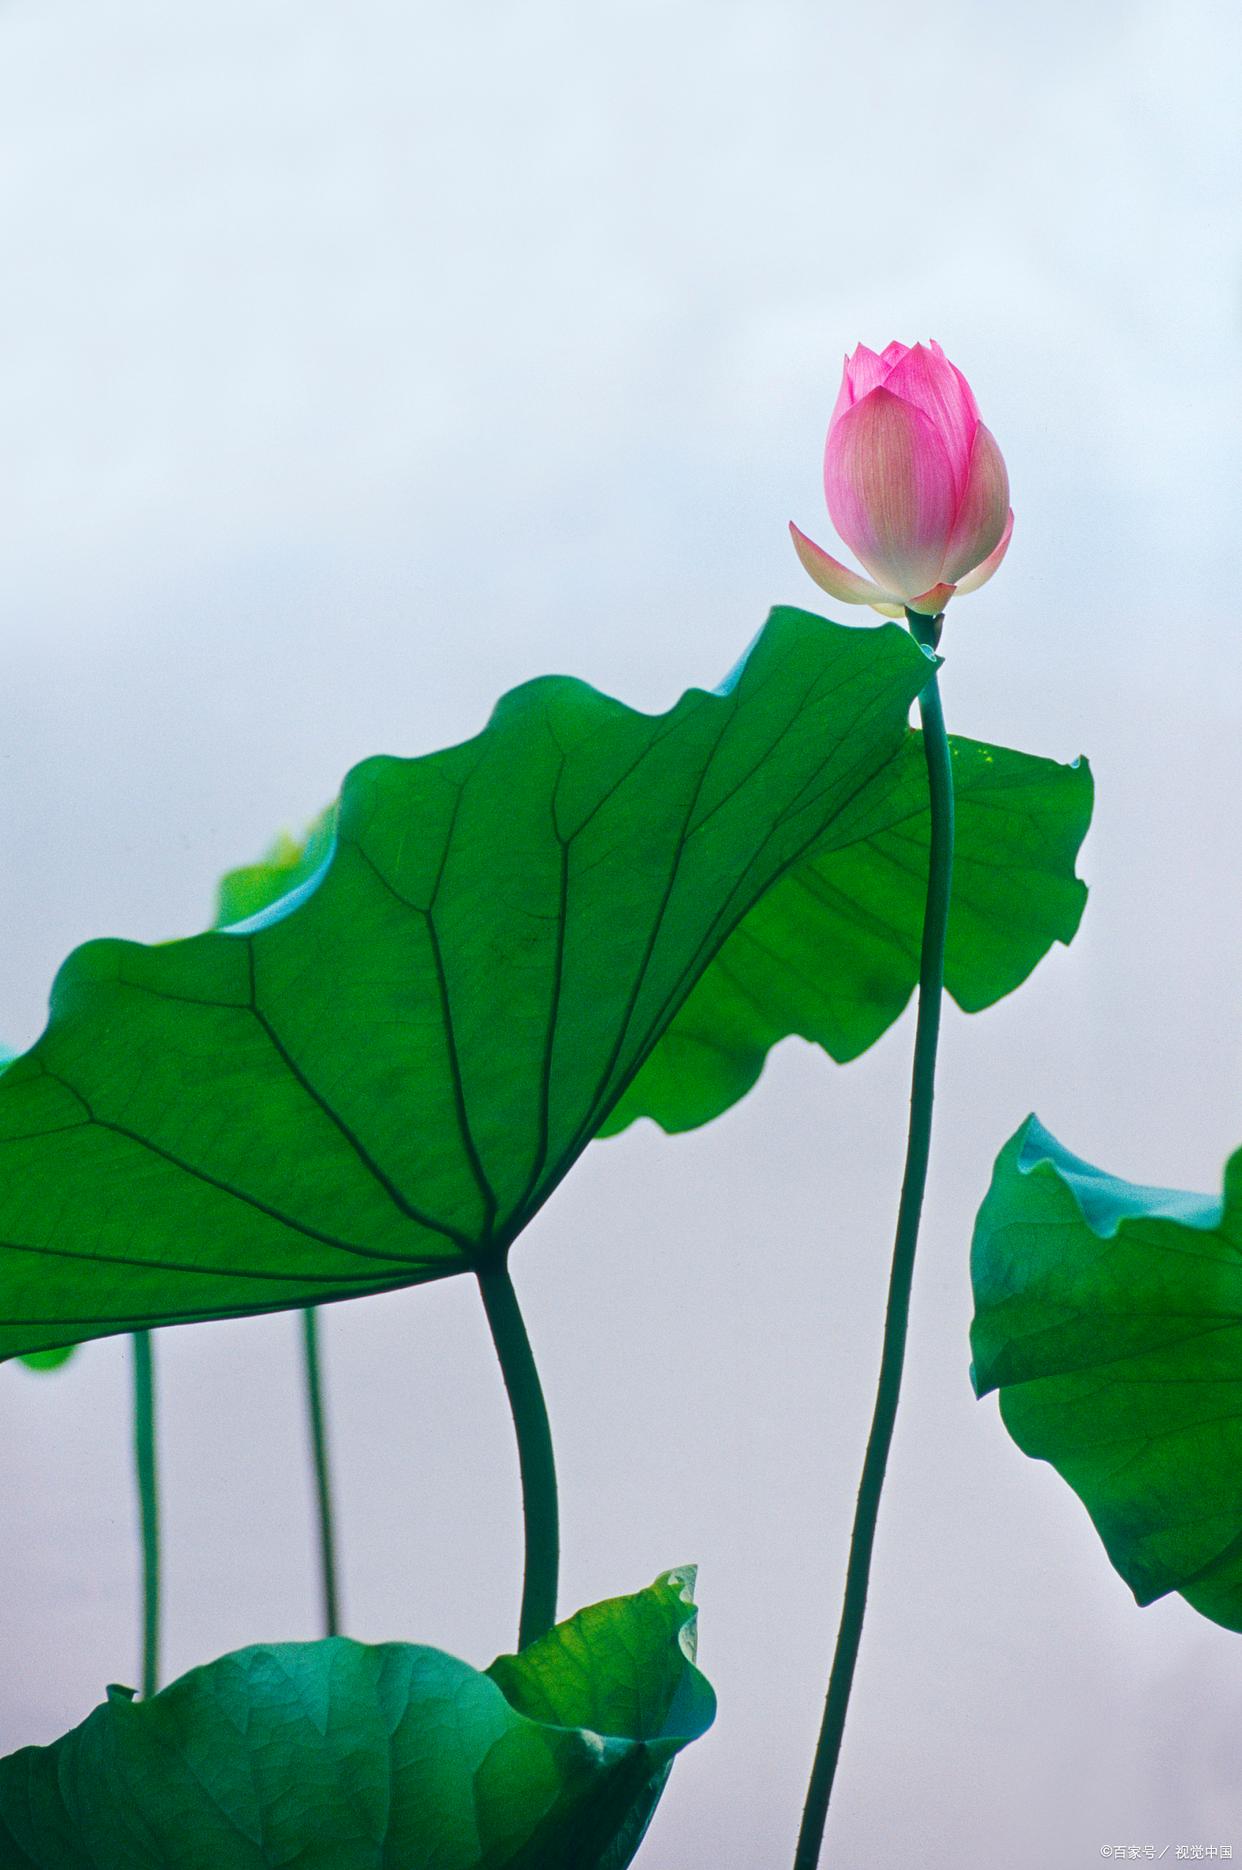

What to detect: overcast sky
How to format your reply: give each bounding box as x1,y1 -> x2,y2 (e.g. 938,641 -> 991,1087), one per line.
2,1 -> 1242,1863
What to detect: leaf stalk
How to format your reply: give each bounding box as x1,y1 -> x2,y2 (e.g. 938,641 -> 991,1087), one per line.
131,1329 -> 161,1700
301,1307 -> 341,1637
793,609 -> 955,1867
477,1255 -> 560,1649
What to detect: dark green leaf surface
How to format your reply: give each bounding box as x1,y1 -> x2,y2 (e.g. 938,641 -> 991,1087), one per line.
603,733 -> 1091,1134
0,610 -> 1090,1359
216,727 -> 1091,1145
972,1117 -> 1242,1631
0,609 -> 944,1357
0,1569 -> 714,1869
2,830 -> 345,1378
0,1057 -> 77,1374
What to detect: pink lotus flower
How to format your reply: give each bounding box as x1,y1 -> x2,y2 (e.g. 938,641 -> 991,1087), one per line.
790,340 -> 1013,618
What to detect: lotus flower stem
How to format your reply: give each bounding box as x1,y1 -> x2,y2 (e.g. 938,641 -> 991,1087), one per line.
477,1255 -> 560,1649
130,1329 -> 161,1699
794,608 -> 954,1868
301,1307 -> 341,1637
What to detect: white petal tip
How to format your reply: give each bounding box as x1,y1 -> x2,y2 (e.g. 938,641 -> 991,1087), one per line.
789,523 -> 890,608
954,509 -> 1014,597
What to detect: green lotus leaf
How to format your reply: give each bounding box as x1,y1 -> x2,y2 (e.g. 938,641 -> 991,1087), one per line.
218,737 -> 1090,1145
603,731 -> 1091,1134
0,609 -> 927,1355
972,1117 -> 1242,1632
0,1568 -> 713,1869
487,1563 -> 715,1869
0,609 -> 1088,1359
0,1054 -> 78,1374
2,827 -> 345,1377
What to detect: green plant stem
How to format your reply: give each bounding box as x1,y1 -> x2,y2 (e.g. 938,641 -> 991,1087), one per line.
131,1329 -> 160,1700
477,1255 -> 560,1649
793,608 -> 954,1869
301,1307 -> 341,1637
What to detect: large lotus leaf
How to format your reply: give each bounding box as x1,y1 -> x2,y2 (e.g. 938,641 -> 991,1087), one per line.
0,1569 -> 713,1869
0,1055 -> 75,1374
972,1117 -> 1242,1632
220,742 -> 1091,1143
4,824 -> 338,1375
0,608 -> 955,1357
602,733 -> 1091,1134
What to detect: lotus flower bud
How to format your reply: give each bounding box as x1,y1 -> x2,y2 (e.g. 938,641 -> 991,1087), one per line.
790,340 -> 1013,618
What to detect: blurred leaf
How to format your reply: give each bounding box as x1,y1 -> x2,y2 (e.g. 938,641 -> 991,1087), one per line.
15,1346 -> 76,1372
214,810 -> 336,927
972,1117 -> 1242,1632
0,608 -> 945,1357
0,1569 -> 713,1869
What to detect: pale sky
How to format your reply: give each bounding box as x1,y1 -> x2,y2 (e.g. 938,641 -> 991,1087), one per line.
2,1 -> 1242,1863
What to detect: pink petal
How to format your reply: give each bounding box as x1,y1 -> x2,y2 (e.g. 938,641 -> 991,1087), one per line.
788,522 -> 895,606
824,386 -> 957,600
831,344 -> 888,430
880,343 -> 979,499
941,423 -> 1010,584
953,508 -> 1014,594
908,581 -> 957,616
879,340 -> 909,368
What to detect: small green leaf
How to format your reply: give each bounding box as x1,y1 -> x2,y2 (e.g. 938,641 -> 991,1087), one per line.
0,1570 -> 714,1869
488,1564 -> 713,1869
972,1117 -> 1242,1631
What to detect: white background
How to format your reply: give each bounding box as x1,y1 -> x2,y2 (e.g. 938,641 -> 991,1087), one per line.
2,1 -> 1241,1862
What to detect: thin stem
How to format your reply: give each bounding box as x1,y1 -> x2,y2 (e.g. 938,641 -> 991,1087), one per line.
301,1307 -> 341,1637
793,608 -> 954,1869
477,1255 -> 560,1649
131,1329 -> 160,1700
